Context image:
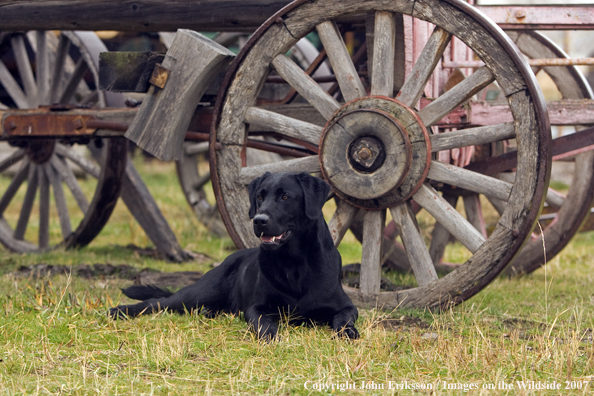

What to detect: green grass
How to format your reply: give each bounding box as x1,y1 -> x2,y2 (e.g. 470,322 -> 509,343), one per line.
0,159 -> 593,394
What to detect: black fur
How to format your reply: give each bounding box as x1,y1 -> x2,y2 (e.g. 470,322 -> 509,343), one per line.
109,172 -> 359,340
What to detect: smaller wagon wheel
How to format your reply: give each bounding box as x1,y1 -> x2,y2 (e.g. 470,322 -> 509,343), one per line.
175,34 -> 329,237
501,31 -> 594,275
210,0 -> 550,310
0,31 -> 126,253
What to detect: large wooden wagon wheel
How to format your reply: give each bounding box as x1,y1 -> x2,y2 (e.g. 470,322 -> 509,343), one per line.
210,0 -> 550,309
501,31 -> 594,275
176,34 -> 328,237
0,31 -> 127,253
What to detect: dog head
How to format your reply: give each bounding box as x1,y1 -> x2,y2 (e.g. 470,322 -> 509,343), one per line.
248,172 -> 331,249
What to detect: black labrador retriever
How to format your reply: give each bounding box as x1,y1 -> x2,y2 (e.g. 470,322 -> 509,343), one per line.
109,172 -> 359,340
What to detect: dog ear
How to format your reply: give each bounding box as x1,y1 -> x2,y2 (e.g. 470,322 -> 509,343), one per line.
248,172 -> 272,219
294,173 -> 331,220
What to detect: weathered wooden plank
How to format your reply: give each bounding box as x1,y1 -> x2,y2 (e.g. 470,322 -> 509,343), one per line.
430,123 -> 515,152
396,27 -> 451,107
38,165 -> 50,248
45,161 -> 72,238
328,199 -> 359,246
118,160 -> 193,262
14,164 -> 38,240
463,193 -> 487,238
413,183 -> 486,253
360,209 -> 385,297
316,21 -> 365,102
0,1 -> 293,32
428,160 -> 513,202
0,160 -> 29,216
371,11 -> 396,97
390,203 -> 437,287
126,29 -> 235,161
272,54 -> 340,120
244,106 -> 323,145
418,66 -> 494,127
239,156 -> 320,185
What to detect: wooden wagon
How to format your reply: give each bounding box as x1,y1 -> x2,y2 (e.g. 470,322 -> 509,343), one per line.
1,0 -> 594,310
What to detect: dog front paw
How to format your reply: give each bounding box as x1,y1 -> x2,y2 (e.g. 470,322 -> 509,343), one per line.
109,306 -> 128,319
335,325 -> 359,340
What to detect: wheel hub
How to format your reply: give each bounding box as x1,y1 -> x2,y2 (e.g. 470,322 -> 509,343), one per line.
319,97 -> 432,209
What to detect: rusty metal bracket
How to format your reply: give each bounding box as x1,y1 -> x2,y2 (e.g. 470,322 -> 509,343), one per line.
3,113 -> 96,137
149,63 -> 170,89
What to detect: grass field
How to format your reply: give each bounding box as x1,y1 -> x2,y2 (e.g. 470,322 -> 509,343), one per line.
0,158 -> 593,395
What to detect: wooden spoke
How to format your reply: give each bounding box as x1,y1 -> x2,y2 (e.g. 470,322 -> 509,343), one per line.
316,21 -> 366,102
545,188 -> 566,209
428,160 -> 513,202
185,142 -> 210,156
80,90 -> 99,106
328,199 -> 360,246
0,60 -> 29,108
428,194 -> 457,265
11,34 -> 38,107
35,31 -> 51,106
49,33 -> 71,104
413,183 -> 485,253
55,144 -> 100,178
58,58 -> 89,104
487,196 -> 506,216
239,155 -> 320,184
0,149 -> 25,173
360,209 -> 385,297
46,161 -> 72,238
390,203 -> 437,287
430,123 -> 515,152
194,173 -> 211,192
370,11 -> 396,97
14,164 -> 39,240
245,107 -> 323,145
0,160 -> 30,217
419,67 -> 494,127
497,171 -> 555,208
38,166 -> 50,248
463,193 -> 488,238
271,54 -> 340,120
396,27 -> 452,107
50,156 -> 89,213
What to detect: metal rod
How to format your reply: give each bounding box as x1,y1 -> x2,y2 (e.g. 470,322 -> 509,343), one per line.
443,58 -> 594,69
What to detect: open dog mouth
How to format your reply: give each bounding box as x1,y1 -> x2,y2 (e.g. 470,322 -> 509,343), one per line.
260,230 -> 291,244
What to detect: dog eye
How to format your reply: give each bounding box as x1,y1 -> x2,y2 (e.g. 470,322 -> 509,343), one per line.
282,194 -> 289,200
257,195 -> 263,201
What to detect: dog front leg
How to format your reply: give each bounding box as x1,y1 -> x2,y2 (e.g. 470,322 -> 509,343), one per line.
109,298 -> 166,319
244,306 -> 278,341
332,307 -> 359,339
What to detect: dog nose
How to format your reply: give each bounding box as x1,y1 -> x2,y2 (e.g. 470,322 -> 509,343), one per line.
253,214 -> 269,227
